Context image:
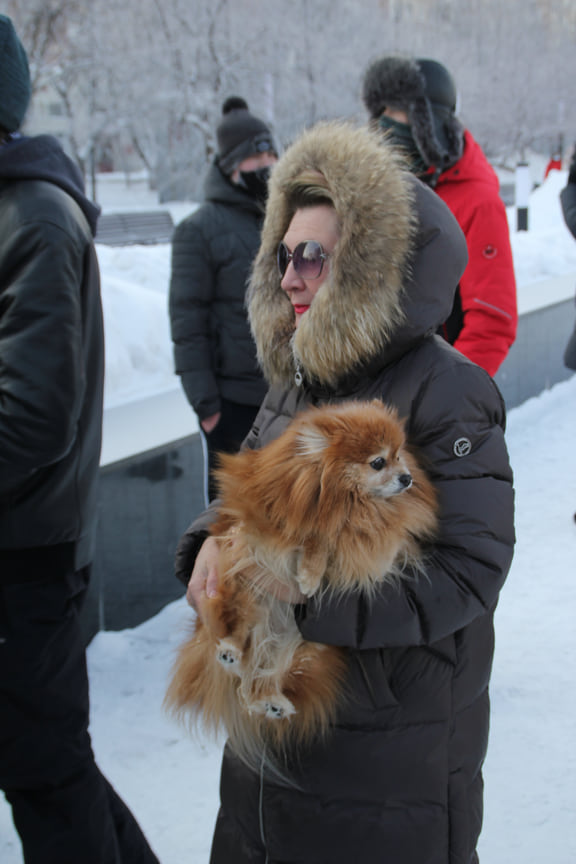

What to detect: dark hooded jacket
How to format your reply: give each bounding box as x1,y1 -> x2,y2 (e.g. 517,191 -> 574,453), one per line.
560,161 -> 576,240
176,123 -> 515,864
169,161 -> 267,421
0,134 -> 103,573
560,162 -> 576,368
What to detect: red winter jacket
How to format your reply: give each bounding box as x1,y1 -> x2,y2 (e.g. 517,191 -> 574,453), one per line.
435,130 -> 517,375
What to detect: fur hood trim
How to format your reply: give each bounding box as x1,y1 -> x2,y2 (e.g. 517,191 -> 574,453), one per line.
362,57 -> 464,171
248,121 -> 468,390
248,122 -> 417,389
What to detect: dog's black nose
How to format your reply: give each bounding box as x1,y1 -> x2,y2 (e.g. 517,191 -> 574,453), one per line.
399,473 -> 412,489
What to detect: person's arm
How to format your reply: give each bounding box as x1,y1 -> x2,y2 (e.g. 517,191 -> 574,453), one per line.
296,364 -> 515,650
174,396 -> 272,589
0,219 -> 85,497
185,535 -> 306,609
452,196 -> 518,376
168,215 -> 221,421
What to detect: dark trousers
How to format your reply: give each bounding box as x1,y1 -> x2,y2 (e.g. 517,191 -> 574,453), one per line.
0,558 -> 160,864
202,398 -> 261,503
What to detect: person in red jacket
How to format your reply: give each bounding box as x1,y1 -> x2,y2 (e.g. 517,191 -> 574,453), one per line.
362,56 -> 517,376
544,151 -> 562,179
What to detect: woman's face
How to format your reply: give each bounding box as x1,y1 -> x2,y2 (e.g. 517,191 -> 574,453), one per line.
280,205 -> 340,328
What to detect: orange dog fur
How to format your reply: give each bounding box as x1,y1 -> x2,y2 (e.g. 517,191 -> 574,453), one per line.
165,400 -> 438,774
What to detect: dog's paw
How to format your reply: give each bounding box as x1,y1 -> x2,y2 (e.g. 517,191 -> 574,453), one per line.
295,568 -> 321,597
216,640 -> 243,674
247,694 -> 296,720
296,547 -> 327,597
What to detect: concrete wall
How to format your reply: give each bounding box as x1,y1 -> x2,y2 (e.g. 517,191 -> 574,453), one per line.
495,296 -> 575,408
81,283 -> 576,642
81,434 -> 206,642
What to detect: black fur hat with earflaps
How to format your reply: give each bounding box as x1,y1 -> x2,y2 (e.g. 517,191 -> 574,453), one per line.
362,56 -> 464,171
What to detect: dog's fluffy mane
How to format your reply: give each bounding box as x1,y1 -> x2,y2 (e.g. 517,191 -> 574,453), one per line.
214,400 -> 437,595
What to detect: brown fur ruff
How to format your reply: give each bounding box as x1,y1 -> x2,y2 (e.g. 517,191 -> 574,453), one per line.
166,400 -> 438,776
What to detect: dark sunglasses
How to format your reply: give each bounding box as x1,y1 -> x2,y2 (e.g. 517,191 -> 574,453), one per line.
277,241 -> 329,280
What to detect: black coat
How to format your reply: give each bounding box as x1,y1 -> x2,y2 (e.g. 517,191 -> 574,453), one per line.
169,162 -> 267,421
0,135 -> 103,572
176,124 -> 515,864
560,171 -> 576,369
560,164 -> 576,240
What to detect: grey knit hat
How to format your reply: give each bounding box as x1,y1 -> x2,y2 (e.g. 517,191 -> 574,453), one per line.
362,56 -> 464,170
217,97 -> 276,174
0,15 -> 31,133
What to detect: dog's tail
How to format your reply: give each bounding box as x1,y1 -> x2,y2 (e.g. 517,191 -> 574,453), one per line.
164,624 -> 239,739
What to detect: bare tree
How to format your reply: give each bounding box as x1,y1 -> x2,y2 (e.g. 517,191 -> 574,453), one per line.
8,0 -> 576,201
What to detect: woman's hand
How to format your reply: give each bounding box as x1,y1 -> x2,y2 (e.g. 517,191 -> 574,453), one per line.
186,535 -> 307,615
186,536 -> 220,613
200,412 -> 221,434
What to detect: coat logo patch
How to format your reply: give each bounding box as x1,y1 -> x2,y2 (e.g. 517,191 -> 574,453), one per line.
482,244 -> 498,259
453,437 -> 472,457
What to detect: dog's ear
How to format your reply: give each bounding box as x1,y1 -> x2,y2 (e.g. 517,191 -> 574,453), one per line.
370,398 -> 398,420
369,399 -> 407,435
294,422 -> 330,457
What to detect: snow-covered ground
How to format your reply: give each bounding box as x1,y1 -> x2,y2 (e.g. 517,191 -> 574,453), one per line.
1,167 -> 575,863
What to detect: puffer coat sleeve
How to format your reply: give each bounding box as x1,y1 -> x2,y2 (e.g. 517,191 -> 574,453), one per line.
168,170 -> 267,422
0,176 -> 103,565
297,345 -> 515,649
169,214 -> 221,421
0,200 -> 87,497
450,193 -> 517,376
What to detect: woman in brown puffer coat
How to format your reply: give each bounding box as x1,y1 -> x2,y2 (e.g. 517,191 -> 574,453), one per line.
175,122 -> 515,864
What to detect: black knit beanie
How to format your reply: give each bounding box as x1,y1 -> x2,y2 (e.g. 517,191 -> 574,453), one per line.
217,97 -> 276,175
0,15 -> 31,133
362,56 -> 464,170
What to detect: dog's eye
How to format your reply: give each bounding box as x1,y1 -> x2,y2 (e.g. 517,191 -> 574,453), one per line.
369,456 -> 387,471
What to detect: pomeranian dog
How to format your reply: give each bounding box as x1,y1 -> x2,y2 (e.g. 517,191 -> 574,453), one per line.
166,400 -> 438,775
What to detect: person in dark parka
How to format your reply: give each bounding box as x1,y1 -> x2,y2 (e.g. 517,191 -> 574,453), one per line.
560,146 -> 576,371
560,147 -> 576,239
0,16 -> 159,864
176,122 -> 515,864
169,97 -> 277,501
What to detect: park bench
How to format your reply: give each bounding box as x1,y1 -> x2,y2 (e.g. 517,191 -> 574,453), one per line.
95,210 -> 174,246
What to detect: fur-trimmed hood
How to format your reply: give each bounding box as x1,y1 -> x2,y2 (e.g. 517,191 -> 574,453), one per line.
248,122 -> 468,390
